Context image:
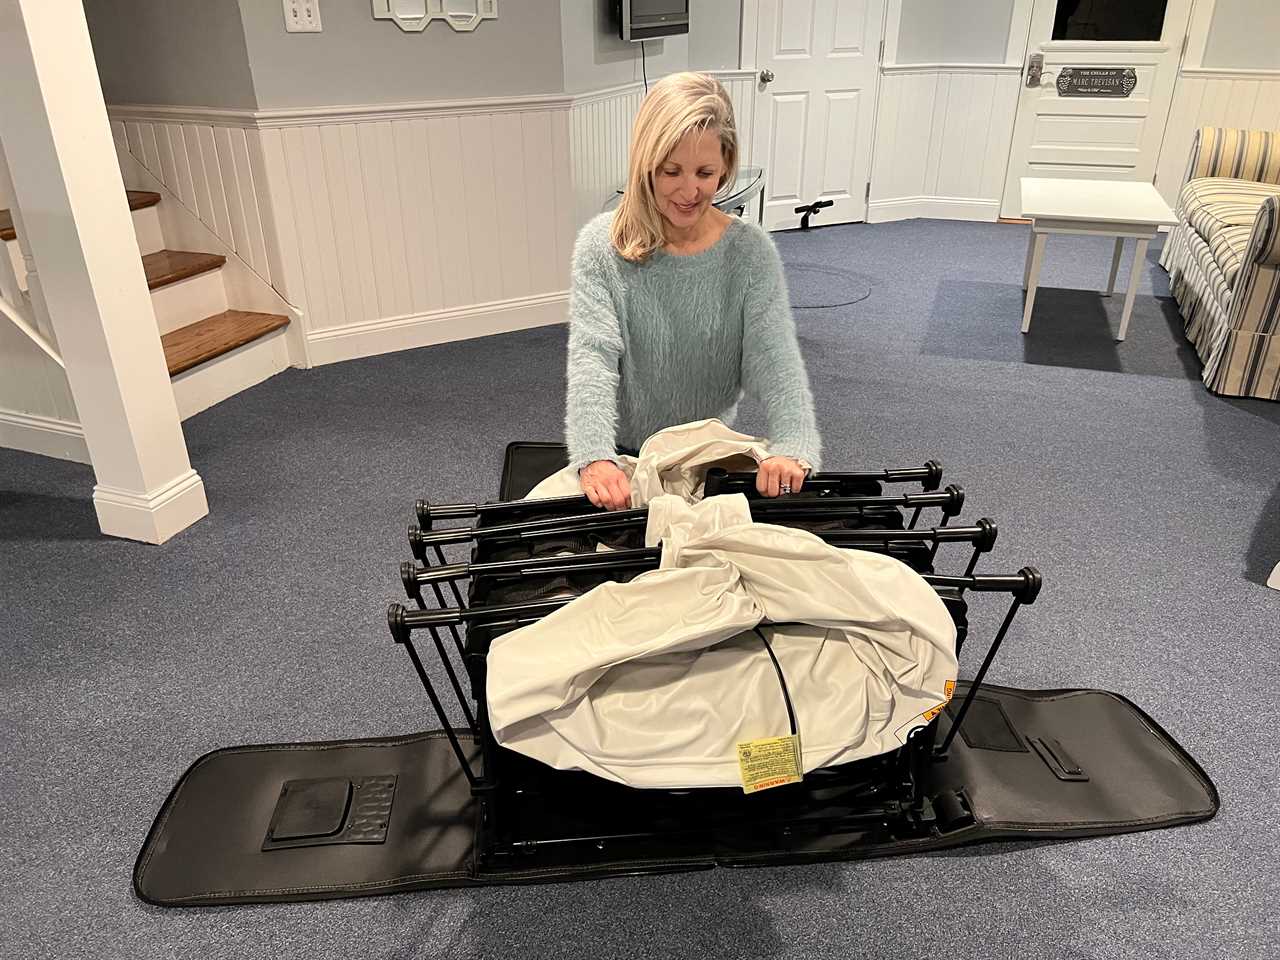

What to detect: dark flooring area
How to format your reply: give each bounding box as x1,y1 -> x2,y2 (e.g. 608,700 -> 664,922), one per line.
2,218 -> 1277,959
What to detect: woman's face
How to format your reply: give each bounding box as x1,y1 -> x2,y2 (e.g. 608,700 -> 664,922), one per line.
653,128 -> 725,231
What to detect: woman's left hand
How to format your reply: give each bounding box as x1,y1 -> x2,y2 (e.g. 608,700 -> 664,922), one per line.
757,456 -> 807,497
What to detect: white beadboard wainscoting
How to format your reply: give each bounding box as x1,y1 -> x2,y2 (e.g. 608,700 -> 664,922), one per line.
868,64 -> 1023,223
1155,69 -> 1280,208
110,96 -> 576,367
108,72 -> 755,370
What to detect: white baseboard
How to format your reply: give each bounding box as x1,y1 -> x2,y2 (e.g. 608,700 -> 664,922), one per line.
93,467 -> 209,544
173,327 -> 291,420
305,292 -> 568,367
0,408 -> 89,463
867,197 -> 1002,224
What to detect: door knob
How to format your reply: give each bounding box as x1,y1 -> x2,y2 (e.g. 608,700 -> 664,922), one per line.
760,69 -> 775,84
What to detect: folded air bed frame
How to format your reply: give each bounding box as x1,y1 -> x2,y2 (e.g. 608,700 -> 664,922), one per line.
133,444 -> 1219,906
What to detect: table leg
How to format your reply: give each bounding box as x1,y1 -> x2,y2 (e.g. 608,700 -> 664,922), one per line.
1022,230 -> 1036,291
1105,237 -> 1124,296
1116,238 -> 1149,341
1021,232 -> 1046,334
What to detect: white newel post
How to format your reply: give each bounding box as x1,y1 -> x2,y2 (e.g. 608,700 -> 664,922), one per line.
0,0 -> 208,543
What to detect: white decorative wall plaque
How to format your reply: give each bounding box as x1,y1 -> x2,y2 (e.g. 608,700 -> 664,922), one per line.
372,0 -> 497,33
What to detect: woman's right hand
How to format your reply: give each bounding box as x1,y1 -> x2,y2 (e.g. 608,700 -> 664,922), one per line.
579,460 -> 632,511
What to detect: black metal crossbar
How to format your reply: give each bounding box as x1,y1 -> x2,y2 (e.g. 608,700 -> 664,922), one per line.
408,485 -> 965,558
400,519 -> 999,605
415,460 -> 945,529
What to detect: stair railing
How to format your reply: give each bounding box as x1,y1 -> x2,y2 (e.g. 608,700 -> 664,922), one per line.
0,139 -> 63,367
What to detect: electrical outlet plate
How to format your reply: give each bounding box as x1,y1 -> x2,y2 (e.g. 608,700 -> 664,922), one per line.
283,0 -> 323,33
372,0 -> 497,33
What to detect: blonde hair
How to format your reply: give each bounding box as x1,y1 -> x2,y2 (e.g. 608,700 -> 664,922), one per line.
610,72 -> 739,262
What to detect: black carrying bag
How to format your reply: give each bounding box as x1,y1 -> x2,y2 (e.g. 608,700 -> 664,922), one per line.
132,443 -> 1218,906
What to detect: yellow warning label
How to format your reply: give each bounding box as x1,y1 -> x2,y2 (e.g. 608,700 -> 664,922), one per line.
945,680 -> 956,701
922,704 -> 945,722
737,734 -> 803,794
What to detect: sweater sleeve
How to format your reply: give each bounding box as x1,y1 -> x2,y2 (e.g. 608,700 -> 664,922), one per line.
564,226 -> 625,471
740,230 -> 823,470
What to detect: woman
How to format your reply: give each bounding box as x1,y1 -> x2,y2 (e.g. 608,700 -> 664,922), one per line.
566,72 -> 822,510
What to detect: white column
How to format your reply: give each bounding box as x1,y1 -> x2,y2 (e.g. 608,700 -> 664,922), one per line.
0,0 -> 207,543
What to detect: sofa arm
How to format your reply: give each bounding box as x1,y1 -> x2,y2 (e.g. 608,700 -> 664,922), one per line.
1249,196 -> 1280,267
1185,127 -> 1280,186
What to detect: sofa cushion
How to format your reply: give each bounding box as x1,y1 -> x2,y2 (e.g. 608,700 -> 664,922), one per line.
1180,177 -> 1280,287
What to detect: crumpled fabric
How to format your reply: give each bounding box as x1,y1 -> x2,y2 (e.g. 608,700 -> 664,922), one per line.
523,419 -> 811,506
486,494 -> 958,789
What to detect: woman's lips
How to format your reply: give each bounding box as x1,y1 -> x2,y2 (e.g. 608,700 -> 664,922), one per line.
674,201 -> 698,213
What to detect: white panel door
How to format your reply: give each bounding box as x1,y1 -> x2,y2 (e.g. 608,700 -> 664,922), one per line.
999,0 -> 1193,217
751,0 -> 885,230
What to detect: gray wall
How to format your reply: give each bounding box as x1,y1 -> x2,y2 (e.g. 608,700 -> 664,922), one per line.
561,0 -> 689,94
85,1 -> 741,111
84,0 -> 257,109
238,0 -> 566,109
895,0 -> 1014,64
689,0 -> 742,72
559,0 -> 739,94
1203,0 -> 1280,70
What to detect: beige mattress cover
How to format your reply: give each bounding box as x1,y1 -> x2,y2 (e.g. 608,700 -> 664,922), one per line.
486,491 -> 958,789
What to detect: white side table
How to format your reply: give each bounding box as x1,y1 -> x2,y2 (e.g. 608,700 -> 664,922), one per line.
1019,178 -> 1178,341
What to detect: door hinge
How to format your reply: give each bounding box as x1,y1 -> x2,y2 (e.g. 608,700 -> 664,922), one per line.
865,182 -> 871,201
1180,32 -> 1189,58
878,39 -> 884,62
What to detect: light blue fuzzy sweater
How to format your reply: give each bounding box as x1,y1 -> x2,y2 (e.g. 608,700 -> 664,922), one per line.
565,213 -> 822,471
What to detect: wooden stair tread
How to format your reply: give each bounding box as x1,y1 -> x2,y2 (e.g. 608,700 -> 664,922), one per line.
1,191 -> 161,242
161,310 -> 289,376
143,249 -> 226,290
127,190 -> 162,211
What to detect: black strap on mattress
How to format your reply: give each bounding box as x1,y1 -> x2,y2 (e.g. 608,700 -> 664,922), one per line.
754,626 -> 798,739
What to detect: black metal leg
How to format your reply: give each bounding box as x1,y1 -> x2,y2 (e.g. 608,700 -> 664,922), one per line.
426,626 -> 477,734
927,513 -> 952,563
938,599 -> 1023,755
433,544 -> 469,611
427,580 -> 468,660
402,638 -> 477,787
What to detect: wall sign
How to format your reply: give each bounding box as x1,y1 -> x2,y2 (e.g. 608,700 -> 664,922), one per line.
372,0 -> 497,33
1056,67 -> 1138,98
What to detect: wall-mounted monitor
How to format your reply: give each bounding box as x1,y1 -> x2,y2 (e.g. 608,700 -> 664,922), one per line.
613,0 -> 689,43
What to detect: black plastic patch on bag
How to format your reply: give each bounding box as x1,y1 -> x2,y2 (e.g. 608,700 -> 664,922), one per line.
947,696 -> 1027,752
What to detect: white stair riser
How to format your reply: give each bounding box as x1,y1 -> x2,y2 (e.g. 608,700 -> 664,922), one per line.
4,203 -> 163,289
172,328 -> 290,420
151,268 -> 227,334
132,206 -> 164,256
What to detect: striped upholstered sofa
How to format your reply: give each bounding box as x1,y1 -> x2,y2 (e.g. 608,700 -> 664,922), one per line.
1160,127 -> 1280,400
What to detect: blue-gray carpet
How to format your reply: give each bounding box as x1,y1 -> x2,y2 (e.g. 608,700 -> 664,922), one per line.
2,218 -> 1277,960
